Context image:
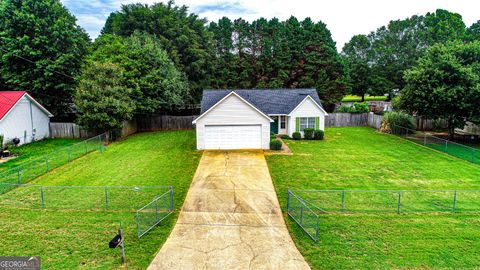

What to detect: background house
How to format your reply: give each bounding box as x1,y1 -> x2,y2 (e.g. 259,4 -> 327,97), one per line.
0,91 -> 53,145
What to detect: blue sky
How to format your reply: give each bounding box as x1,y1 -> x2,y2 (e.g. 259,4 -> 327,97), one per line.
61,0 -> 480,50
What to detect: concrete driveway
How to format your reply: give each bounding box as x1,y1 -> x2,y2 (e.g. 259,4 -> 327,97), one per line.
148,150 -> 309,270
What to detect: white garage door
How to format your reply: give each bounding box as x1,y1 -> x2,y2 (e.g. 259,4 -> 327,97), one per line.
204,125 -> 262,150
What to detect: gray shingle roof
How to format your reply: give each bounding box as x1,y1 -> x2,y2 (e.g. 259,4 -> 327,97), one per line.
200,89 -> 323,115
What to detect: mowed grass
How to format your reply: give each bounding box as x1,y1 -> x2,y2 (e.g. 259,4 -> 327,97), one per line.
0,138 -> 80,172
0,131 -> 201,269
266,127 -> 480,269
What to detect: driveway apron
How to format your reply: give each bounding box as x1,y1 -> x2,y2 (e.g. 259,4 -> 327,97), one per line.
148,150 -> 309,269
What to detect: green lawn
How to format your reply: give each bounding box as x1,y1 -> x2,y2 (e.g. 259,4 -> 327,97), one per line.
0,138 -> 80,172
266,127 -> 480,269
341,95 -> 387,102
0,131 -> 200,269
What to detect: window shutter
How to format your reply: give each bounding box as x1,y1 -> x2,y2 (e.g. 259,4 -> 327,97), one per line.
315,117 -> 320,129
295,118 -> 300,132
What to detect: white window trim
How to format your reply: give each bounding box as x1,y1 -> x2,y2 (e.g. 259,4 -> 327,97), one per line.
299,117 -> 316,131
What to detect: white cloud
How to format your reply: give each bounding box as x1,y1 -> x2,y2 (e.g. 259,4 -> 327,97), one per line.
63,0 -> 480,49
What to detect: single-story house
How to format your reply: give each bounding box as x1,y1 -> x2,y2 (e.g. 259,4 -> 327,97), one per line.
0,91 -> 53,145
193,89 -> 328,150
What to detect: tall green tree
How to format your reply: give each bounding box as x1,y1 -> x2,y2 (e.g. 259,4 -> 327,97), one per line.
101,1 -> 214,102
343,9 -> 467,94
466,21 -> 480,41
75,62 -> 135,131
0,0 -> 90,118
88,33 -> 189,114
399,42 -> 480,138
208,16 -> 348,105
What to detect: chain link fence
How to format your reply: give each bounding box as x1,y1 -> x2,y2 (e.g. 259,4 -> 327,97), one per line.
0,183 -> 170,211
136,187 -> 174,238
390,124 -> 480,164
287,190 -> 319,241
288,189 -> 480,241
0,134 -> 107,193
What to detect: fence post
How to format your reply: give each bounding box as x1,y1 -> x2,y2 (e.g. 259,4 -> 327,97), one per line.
341,191 -> 345,210
424,134 -> 427,146
136,211 -> 140,238
445,140 -> 448,153
452,191 -> 457,213
84,140 -> 87,154
169,186 -> 173,211
40,186 -> 45,208
155,199 -> 159,222
99,136 -> 103,154
300,204 -> 303,225
397,193 -> 401,214
17,167 -> 21,185
45,156 -> 49,173
287,190 -> 291,213
473,148 -> 475,163
105,187 -> 109,210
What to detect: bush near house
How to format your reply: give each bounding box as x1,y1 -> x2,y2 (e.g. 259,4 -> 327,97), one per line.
303,128 -> 314,140
314,129 -> 324,140
292,132 -> 301,140
270,139 -> 282,150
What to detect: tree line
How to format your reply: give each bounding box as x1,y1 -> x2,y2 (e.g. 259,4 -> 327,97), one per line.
1,0 -> 480,134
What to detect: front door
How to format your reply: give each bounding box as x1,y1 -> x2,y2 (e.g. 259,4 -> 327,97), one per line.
270,116 -> 279,134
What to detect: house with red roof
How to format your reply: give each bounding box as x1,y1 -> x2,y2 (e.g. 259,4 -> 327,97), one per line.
0,91 -> 53,145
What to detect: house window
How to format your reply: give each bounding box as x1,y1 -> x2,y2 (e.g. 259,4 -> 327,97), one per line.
299,117 -> 316,131
280,116 -> 286,129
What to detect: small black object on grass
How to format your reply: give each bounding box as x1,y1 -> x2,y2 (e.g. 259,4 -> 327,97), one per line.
109,228 -> 126,264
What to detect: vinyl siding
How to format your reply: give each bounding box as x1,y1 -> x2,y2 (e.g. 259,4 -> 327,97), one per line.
0,96 -> 51,145
288,97 -> 326,137
195,94 -> 271,149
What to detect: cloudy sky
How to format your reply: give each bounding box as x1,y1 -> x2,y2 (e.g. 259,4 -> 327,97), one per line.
61,0 -> 480,50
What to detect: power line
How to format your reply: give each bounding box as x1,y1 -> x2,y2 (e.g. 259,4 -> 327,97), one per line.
0,47 -> 76,80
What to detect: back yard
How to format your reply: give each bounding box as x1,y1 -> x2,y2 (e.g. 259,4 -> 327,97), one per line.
0,131 -> 200,269
266,127 -> 480,269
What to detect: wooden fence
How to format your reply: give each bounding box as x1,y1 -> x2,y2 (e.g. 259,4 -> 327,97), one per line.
326,113 -> 445,131
50,119 -> 138,139
137,115 -> 197,131
49,122 -> 96,138
325,113 -> 369,127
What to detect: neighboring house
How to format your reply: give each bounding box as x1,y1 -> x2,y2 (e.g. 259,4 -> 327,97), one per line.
193,89 -> 328,150
0,91 -> 53,145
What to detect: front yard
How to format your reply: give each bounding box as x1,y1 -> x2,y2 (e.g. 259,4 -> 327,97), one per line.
0,131 -> 200,269
266,127 -> 480,269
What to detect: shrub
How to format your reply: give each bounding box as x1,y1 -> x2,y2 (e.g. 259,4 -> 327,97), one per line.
336,102 -> 370,113
382,111 -> 416,134
292,132 -> 301,140
270,139 -> 282,150
303,128 -> 314,140
314,129 -> 324,140
280,134 -> 290,140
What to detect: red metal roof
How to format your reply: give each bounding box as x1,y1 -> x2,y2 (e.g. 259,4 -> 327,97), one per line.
0,91 -> 26,120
